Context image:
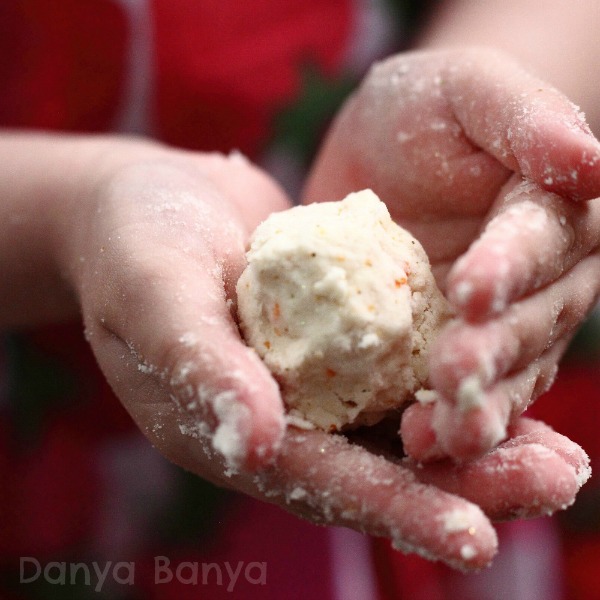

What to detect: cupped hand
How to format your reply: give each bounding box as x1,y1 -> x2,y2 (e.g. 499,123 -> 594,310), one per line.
67,142 -> 291,471
304,48 -> 600,461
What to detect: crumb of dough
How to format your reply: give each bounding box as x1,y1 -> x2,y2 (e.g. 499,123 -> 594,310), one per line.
236,190 -> 452,431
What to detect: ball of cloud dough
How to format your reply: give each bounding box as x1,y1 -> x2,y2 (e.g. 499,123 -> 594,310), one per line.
236,190 -> 451,432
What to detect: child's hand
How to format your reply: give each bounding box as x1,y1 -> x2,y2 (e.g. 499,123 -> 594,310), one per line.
65,143 -> 291,471
33,136 -> 582,570
304,48 -> 600,461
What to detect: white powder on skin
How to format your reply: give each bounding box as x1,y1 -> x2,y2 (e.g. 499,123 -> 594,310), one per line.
440,507 -> 480,534
457,375 -> 485,412
236,190 -> 451,431
415,389 -> 440,405
170,358 -> 258,471
575,462 -> 593,488
211,390 -> 251,471
460,544 -> 477,561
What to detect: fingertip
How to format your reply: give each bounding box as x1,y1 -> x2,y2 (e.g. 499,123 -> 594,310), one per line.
492,444 -> 581,518
447,269 -> 505,321
444,443 -> 582,522
513,116 -> 600,202
429,323 -> 506,398
445,227 -> 519,321
448,510 -> 498,572
446,182 -> 572,321
394,502 -> 498,571
400,403 -> 447,462
227,352 -> 286,471
242,379 -> 286,470
433,400 -> 508,462
209,399 -> 285,473
504,417 -> 592,491
184,339 -> 285,473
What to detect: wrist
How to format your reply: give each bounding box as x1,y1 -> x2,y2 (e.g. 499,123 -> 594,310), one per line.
0,132 -> 163,328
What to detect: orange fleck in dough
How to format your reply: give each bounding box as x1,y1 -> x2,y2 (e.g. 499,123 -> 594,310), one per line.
272,302 -> 281,319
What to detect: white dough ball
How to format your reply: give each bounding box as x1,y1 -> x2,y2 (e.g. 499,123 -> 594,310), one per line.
236,190 -> 451,431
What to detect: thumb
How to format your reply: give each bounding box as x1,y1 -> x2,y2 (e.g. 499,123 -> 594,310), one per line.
444,48 -> 600,200
86,249 -> 285,472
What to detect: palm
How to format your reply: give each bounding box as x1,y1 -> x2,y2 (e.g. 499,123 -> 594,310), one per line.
76,149 -> 293,471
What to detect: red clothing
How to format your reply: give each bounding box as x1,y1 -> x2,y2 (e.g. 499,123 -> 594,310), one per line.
0,0 -> 352,156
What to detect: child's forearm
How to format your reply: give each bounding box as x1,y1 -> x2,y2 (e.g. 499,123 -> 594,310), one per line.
417,0 -> 600,135
0,132 -> 85,326
0,132 -> 149,328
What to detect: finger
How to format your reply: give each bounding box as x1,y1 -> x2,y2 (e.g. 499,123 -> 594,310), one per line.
443,48 -> 600,201
505,417 -> 592,488
447,178 -> 600,319
247,428 -> 499,570
437,251 -> 600,395
407,417 -> 589,521
403,339 -> 569,461
399,403 -> 446,462
422,254 -> 600,461
434,337 -> 571,460
131,413 -> 499,569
